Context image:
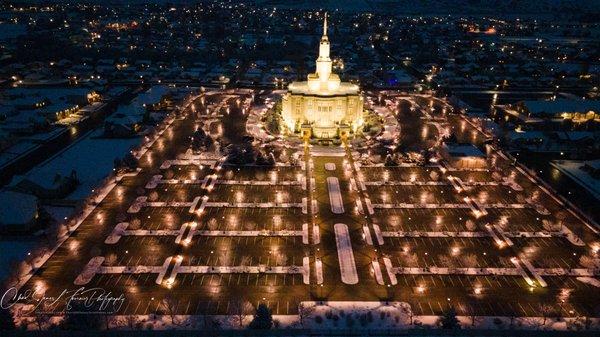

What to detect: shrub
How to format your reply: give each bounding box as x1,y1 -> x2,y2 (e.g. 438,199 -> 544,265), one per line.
440,307 -> 460,329
248,304 -> 273,330
315,316 -> 323,324
359,314 -> 368,326
0,307 -> 15,330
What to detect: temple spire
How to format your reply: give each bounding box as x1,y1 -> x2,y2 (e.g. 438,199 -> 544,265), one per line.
323,12 -> 328,36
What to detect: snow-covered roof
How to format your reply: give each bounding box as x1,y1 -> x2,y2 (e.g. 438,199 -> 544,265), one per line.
553,131 -> 596,141
584,159 -> 600,171
107,85 -> 170,125
443,143 -> 485,158
14,129 -> 140,200
0,23 -> 26,41
0,87 -> 89,116
507,130 -> 546,140
522,99 -> 600,115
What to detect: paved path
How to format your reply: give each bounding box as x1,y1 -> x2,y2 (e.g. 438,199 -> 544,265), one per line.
334,223 -> 359,285
327,177 -> 345,214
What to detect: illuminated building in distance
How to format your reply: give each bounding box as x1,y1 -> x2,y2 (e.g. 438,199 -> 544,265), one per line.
282,13 -> 363,139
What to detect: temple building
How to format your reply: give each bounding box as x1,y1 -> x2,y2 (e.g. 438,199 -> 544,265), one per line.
281,14 -> 363,139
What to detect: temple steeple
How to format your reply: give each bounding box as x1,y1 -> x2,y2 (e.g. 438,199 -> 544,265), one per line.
281,12 -> 363,139
316,13 -> 332,81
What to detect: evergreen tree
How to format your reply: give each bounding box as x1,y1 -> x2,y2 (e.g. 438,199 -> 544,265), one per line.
0,307 -> 15,331
440,307 -> 460,329
384,154 -> 398,166
122,153 -> 139,170
61,301 -> 104,330
249,303 -> 272,329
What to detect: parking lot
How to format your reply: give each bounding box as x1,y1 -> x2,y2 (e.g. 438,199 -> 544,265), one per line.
18,91 -> 600,319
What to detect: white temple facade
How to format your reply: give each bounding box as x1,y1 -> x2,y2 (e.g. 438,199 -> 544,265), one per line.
281,14 -> 363,139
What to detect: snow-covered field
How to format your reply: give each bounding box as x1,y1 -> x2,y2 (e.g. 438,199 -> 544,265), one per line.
551,160 -> 600,201
23,301 -> 593,332
15,128 -> 140,200
0,240 -> 37,280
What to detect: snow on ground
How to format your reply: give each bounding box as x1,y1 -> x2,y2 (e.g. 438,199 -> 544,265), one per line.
334,224 -> 359,284
327,177 -> 344,214
551,160 -> 600,201
290,301 -> 413,329
17,128 -> 140,200
107,85 -> 170,125
0,23 -> 27,40
0,240 -> 37,280
15,299 -> 600,332
576,277 -> 600,288
43,205 -> 76,223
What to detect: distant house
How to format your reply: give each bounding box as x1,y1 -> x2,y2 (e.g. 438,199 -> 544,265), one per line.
0,88 -> 92,132
10,171 -> 79,199
104,86 -> 171,137
0,190 -> 38,232
503,99 -> 600,127
582,159 -> 600,179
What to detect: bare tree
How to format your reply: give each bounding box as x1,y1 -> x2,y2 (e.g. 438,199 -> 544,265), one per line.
10,260 -> 30,283
275,254 -> 288,266
466,301 -> 479,327
146,253 -> 160,266
298,303 -> 314,327
45,222 -> 62,247
229,298 -> 253,327
461,254 -> 478,267
542,220 -> 561,232
207,218 -> 219,230
579,255 -> 600,269
245,221 -> 256,231
103,312 -> 111,330
539,303 -> 553,326
125,314 -> 137,329
555,211 -> 568,223
239,255 -> 252,267
402,253 -> 418,267
148,191 -> 159,202
27,246 -> 48,270
401,305 -> 414,325
116,213 -> 127,223
104,253 -> 117,266
438,255 -> 454,268
430,221 -> 442,231
465,219 -> 477,231
33,302 -> 52,331
160,295 -> 178,325
129,218 -> 141,230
